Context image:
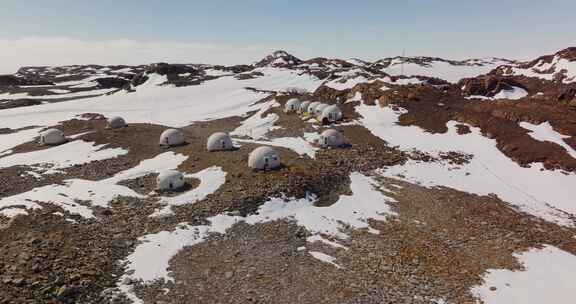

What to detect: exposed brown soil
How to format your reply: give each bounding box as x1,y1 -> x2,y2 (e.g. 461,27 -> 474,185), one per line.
128,174 -> 576,304
345,81 -> 576,171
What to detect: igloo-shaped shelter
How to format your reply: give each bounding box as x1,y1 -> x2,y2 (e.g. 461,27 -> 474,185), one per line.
159,129 -> 185,147
319,105 -> 343,124
248,146 -> 281,170
298,101 -> 310,114
284,98 -> 301,113
157,170 -> 185,191
314,103 -> 329,116
39,128 -> 66,146
207,132 -> 234,151
319,129 -> 345,148
307,101 -> 320,114
107,116 -> 127,129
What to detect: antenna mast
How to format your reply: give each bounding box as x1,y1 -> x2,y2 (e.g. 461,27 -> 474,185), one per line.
401,48 -> 406,76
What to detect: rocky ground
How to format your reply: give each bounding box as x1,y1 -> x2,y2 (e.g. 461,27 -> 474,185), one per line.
1,48 -> 576,303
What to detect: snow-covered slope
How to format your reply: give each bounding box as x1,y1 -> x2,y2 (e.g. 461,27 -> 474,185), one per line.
0,69 -> 323,132
498,48 -> 576,83
372,56 -> 515,83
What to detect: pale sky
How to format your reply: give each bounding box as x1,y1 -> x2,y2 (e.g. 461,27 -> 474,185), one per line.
1,0 -> 575,74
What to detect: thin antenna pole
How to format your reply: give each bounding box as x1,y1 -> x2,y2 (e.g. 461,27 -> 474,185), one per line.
401,48 -> 406,76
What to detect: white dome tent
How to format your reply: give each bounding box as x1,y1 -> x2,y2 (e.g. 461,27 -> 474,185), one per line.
298,101 -> 310,114
319,105 -> 343,124
207,132 -> 234,151
159,129 -> 185,147
39,128 -> 66,146
319,129 -> 345,148
248,146 -> 281,170
314,103 -> 329,116
157,170 -> 185,191
284,98 -> 301,113
107,116 -> 127,129
307,101 -> 320,114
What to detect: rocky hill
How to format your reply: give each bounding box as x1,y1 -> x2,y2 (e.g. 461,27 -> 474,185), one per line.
0,48 -> 576,304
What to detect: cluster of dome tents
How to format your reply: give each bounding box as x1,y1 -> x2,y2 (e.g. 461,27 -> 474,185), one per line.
284,98 -> 343,124
284,97 -> 346,148
36,98 -> 345,192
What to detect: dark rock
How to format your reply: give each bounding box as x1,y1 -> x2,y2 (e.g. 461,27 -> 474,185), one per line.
459,75 -> 527,98
148,63 -> 197,76
94,77 -> 129,89
255,50 -> 303,68
0,75 -> 54,86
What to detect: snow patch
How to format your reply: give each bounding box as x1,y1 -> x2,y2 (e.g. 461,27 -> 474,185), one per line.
229,100 -> 280,139
379,59 -> 509,83
492,86 -> 528,100
234,136 -> 318,158
356,103 -> 576,226
519,121 -> 576,159
0,69 -> 323,131
151,166 -> 227,217
0,127 -> 43,155
0,140 -> 128,175
0,152 -> 188,218
119,172 -> 394,300
308,251 -> 342,268
472,245 -> 576,303
505,56 -> 576,83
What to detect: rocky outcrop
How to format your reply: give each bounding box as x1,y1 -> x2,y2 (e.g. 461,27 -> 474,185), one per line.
255,50 -> 303,68
0,99 -> 42,110
0,75 -> 54,86
349,81 -> 390,105
94,77 -> 129,89
313,85 -> 349,103
225,65 -> 254,74
459,75 -> 527,97
304,57 -> 355,69
557,47 -> 576,61
148,63 -> 197,76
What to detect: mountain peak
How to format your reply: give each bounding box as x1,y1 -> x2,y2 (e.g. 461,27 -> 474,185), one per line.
255,50 -> 302,67
556,47 -> 576,61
